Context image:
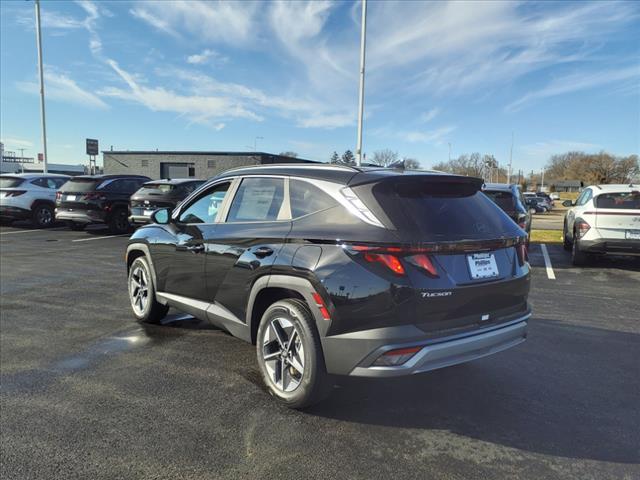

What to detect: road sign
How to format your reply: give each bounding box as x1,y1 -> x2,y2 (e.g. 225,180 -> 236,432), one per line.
86,138 -> 99,156
38,153 -> 43,162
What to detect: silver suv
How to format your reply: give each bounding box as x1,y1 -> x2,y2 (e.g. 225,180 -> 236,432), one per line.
0,173 -> 69,227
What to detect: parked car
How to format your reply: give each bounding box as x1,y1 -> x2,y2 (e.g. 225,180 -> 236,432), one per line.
526,197 -> 547,214
550,193 -> 560,200
482,183 -> 531,243
125,164 -> 531,408
536,192 -> 555,209
129,178 -> 205,225
56,174 -> 150,233
563,184 -> 640,265
0,173 -> 69,227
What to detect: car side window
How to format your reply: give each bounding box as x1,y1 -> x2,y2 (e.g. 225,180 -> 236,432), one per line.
179,182 -> 230,224
226,177 -> 285,222
30,178 -> 48,188
290,179 -> 338,218
577,189 -> 592,206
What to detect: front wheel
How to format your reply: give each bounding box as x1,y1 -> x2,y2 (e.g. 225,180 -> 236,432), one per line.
256,299 -> 330,409
128,256 -> 168,324
32,204 -> 55,228
109,208 -> 130,234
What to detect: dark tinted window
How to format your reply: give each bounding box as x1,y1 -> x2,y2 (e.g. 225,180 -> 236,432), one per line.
30,178 -> 49,188
179,182 -> 230,224
33,177 -> 65,189
138,183 -> 176,194
61,178 -> 102,192
483,190 -> 516,212
51,178 -> 68,188
369,180 -> 520,241
290,179 -> 338,218
595,192 -> 640,209
0,177 -> 25,188
227,177 -> 285,222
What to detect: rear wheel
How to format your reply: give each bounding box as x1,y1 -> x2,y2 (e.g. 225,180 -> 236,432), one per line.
109,208 -> 130,234
571,230 -> 588,266
31,203 -> 55,228
67,222 -> 85,231
128,256 -> 168,324
256,299 -> 330,409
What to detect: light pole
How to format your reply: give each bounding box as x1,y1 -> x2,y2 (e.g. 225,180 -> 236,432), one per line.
35,0 -> 48,173
19,148 -> 25,173
507,131 -> 514,184
355,0 -> 367,166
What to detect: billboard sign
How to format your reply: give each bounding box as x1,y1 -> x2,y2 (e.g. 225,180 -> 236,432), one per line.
86,138 -> 99,156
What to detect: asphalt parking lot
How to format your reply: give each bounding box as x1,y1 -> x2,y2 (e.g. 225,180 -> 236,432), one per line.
1,224 -> 639,480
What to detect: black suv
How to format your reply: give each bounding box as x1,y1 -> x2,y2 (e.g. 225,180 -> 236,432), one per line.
56,174 -> 150,233
126,165 -> 531,408
482,183 -> 532,243
129,178 -> 204,225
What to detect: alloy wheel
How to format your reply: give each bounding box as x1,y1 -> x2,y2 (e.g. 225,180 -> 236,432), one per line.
129,265 -> 149,315
262,317 -> 305,393
37,207 -> 52,226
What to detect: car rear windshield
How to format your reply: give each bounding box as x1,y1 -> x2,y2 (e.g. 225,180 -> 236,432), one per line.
0,177 -> 25,188
595,192 -> 640,209
139,183 -> 176,194
61,178 -> 102,192
483,190 -> 516,212
368,179 -> 521,241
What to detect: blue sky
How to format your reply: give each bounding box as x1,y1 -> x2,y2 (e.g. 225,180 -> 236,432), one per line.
1,0 -> 639,171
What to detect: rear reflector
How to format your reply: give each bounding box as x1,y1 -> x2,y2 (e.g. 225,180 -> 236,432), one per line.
373,346 -> 423,366
311,292 -> 331,321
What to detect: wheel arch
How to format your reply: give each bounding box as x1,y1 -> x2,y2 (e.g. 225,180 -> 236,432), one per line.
247,275 -> 328,345
126,243 -> 162,301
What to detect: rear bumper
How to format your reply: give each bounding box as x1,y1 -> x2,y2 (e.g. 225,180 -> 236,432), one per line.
55,208 -> 106,225
0,205 -> 31,220
580,238 -> 640,256
322,313 -> 530,377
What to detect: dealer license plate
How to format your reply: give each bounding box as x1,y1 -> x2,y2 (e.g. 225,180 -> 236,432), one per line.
467,253 -> 499,279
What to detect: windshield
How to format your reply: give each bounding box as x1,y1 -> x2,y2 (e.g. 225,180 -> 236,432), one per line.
0,177 -> 25,188
595,192 -> 640,209
138,183 -> 176,194
61,178 -> 102,193
483,190 -> 516,212
368,179 -> 521,241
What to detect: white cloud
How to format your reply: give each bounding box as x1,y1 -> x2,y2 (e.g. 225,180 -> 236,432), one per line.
520,140 -> 601,159
419,108 -> 440,123
129,1 -> 258,45
17,67 -> 108,109
1,137 -> 34,149
98,60 -> 262,127
401,126 -> 457,144
505,66 -> 640,112
187,49 -> 221,65
130,7 -> 180,38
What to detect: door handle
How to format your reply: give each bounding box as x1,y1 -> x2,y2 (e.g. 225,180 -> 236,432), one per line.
186,244 -> 205,254
254,246 -> 274,258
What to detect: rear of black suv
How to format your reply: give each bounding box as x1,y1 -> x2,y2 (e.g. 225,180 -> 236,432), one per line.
56,175 -> 150,232
126,166 -> 530,407
129,179 -> 204,225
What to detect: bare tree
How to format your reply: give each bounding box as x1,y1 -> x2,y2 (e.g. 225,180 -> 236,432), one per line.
371,149 -> 399,167
402,157 -> 421,169
279,151 -> 298,158
545,151 -> 639,184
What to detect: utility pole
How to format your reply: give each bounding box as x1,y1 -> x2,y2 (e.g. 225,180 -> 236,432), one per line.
19,148 -> 25,173
355,0 -> 367,166
507,131 -> 514,184
541,167 -> 545,192
35,0 -> 48,173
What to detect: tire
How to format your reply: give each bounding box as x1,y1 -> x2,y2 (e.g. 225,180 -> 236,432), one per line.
67,222 -> 86,231
109,208 -> 130,234
128,256 -> 168,324
31,203 -> 55,228
571,230 -> 588,266
256,298 -> 331,409
563,222 -> 572,251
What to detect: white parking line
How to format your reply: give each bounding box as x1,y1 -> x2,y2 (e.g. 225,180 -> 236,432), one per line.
72,234 -> 129,243
0,227 -> 67,235
540,243 -> 556,280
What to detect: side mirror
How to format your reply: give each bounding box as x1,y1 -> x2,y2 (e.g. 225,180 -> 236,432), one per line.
562,200 -> 573,207
151,208 -> 171,225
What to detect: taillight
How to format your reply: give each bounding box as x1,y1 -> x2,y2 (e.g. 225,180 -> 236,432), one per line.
363,252 -> 406,276
311,292 -> 331,321
406,254 -> 438,277
373,346 -> 423,366
348,245 -> 438,277
516,243 -> 528,266
576,220 -> 590,238
5,190 -> 26,197
56,192 -> 62,201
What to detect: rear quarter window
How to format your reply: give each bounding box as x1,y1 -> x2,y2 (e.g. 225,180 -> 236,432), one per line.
290,179 -> 338,218
483,190 -> 516,212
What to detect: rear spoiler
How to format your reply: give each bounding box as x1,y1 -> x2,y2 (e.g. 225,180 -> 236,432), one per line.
349,173 -> 484,197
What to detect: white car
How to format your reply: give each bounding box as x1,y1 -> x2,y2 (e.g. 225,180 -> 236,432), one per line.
0,173 -> 70,227
563,184 -> 640,265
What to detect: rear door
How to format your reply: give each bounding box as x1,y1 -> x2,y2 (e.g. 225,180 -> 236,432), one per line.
351,175 -> 529,333
593,191 -> 640,240
206,176 -> 292,321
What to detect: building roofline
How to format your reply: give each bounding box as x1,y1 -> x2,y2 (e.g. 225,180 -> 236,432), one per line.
102,150 -> 312,158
